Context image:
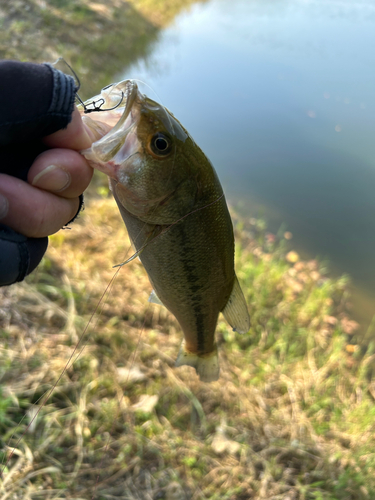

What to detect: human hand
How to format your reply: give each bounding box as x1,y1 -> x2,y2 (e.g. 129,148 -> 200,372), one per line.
0,107 -> 94,238
0,60 -> 101,286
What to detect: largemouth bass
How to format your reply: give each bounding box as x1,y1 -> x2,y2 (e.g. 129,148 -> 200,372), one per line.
79,81 -> 250,382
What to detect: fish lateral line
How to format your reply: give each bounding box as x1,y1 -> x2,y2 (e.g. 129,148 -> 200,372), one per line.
112,192 -> 225,269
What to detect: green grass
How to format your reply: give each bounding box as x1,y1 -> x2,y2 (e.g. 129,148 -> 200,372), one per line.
0,195 -> 374,499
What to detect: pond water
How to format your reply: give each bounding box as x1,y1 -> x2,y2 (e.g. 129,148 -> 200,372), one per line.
118,0 -> 375,329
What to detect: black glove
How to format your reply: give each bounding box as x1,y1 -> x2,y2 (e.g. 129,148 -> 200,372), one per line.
0,60 -> 77,286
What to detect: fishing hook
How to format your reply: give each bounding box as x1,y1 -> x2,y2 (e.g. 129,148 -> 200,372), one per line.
80,91 -> 125,114
52,59 -> 125,114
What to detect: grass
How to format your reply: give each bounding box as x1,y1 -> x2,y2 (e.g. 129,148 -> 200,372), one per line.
0,0 -> 204,100
3,0 -> 374,497
1,182 -> 374,499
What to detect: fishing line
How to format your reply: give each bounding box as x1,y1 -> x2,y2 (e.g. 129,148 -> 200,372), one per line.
129,79 -> 178,205
51,57 -> 81,90
81,78 -> 196,498
130,78 -> 175,136
0,389 -> 51,477
87,190 -> 225,497
1,67 -> 221,497
1,64 -> 154,493
113,193 -> 225,268
0,266 -> 124,480
70,265 -> 123,367
132,78 -> 178,180
90,304 -> 152,500
52,58 -> 125,114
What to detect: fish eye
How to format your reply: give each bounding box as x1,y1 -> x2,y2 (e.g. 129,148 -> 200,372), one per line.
150,133 -> 172,156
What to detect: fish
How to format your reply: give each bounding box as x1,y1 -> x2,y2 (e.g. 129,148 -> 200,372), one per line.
79,80 -> 250,382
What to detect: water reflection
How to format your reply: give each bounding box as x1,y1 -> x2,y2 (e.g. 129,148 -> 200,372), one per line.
121,0 -> 375,328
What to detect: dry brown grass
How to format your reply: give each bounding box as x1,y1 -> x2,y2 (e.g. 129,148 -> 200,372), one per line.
1,185 -> 375,500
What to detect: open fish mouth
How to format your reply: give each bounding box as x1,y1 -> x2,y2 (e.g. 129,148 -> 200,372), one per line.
80,80 -> 141,176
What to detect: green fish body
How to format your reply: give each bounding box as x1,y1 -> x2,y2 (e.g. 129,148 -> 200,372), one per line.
80,81 -> 250,382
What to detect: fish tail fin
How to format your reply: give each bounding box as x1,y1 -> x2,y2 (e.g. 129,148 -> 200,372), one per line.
175,342 -> 220,383
222,274 -> 250,334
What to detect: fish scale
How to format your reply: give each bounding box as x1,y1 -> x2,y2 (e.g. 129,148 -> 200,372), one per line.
80,80 -> 250,382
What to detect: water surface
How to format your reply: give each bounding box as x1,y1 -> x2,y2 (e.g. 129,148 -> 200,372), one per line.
120,0 -> 375,328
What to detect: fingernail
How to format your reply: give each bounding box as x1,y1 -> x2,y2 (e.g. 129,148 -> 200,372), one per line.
0,193 -> 9,219
32,165 -> 71,192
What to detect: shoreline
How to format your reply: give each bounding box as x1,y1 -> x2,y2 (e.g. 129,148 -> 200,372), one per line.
0,194 -> 373,499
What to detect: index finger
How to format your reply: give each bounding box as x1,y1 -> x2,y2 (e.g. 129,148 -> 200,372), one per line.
43,106 -> 96,151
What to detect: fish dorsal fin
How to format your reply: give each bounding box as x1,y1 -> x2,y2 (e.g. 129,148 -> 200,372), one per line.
222,275 -> 250,334
148,289 -> 165,307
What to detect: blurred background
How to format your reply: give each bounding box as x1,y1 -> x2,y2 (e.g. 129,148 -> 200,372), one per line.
3,2 -> 375,498
2,0 -> 375,329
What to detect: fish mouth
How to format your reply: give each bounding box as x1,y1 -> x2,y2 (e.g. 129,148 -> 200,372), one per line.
80,80 -> 141,177
105,79 -> 139,127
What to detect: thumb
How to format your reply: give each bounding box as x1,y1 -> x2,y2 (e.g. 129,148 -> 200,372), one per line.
43,106 -> 96,151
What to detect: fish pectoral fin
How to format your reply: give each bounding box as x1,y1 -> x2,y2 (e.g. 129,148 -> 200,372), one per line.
175,342 -> 220,383
113,246 -> 144,268
222,275 -> 250,334
148,289 -> 165,307
113,237 -> 146,268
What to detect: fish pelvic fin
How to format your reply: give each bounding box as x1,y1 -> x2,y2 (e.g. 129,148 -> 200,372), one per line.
148,289 -> 165,307
222,274 -> 250,334
175,342 -> 220,383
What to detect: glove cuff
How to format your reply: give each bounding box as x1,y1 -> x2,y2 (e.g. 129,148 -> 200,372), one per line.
0,225 -> 48,286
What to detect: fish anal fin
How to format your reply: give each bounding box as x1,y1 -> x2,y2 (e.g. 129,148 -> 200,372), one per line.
175,343 -> 220,383
148,289 -> 165,307
222,275 -> 250,334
